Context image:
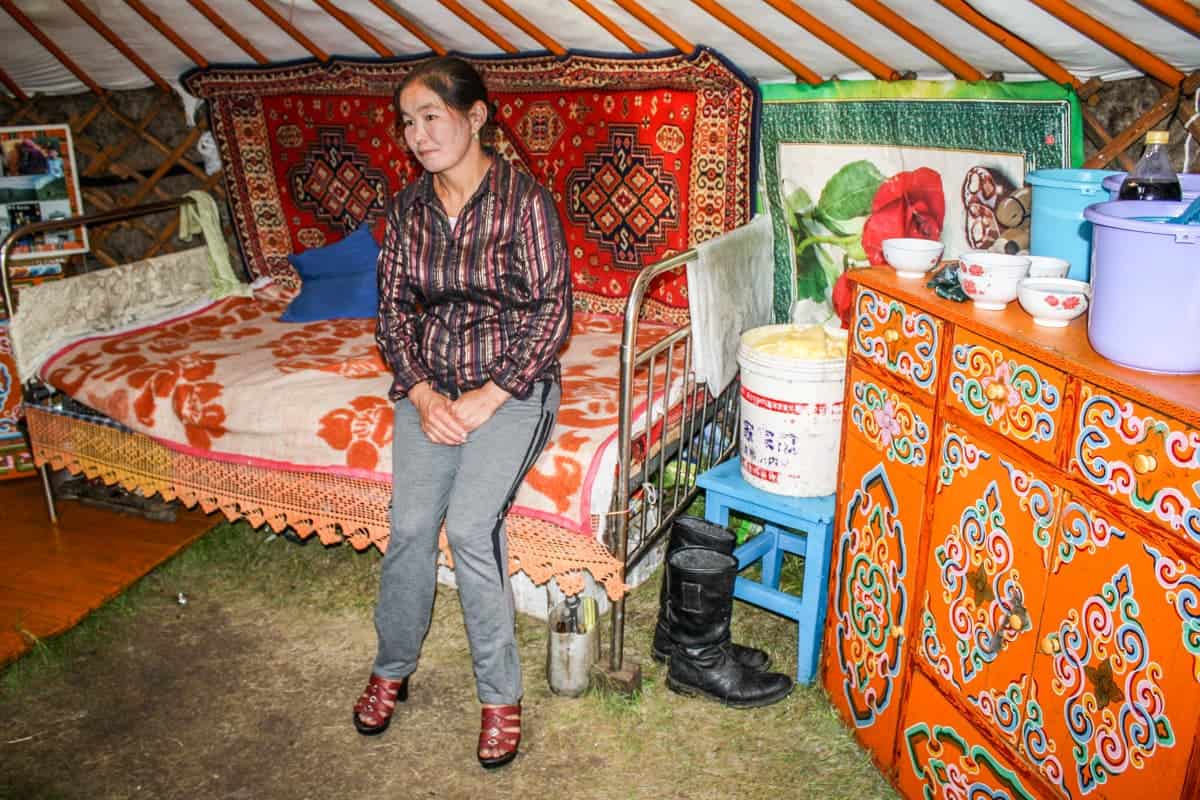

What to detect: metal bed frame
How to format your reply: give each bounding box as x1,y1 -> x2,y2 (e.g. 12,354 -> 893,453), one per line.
1,197 -> 197,525
2,197 -> 740,684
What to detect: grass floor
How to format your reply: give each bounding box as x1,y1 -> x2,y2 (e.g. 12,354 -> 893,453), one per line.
0,519 -> 898,800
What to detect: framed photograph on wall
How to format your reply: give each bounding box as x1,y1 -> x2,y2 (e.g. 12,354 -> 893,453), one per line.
0,123 -> 88,260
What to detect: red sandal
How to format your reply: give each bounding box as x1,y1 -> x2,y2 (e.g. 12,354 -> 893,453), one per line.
352,674 -> 408,736
477,704 -> 521,769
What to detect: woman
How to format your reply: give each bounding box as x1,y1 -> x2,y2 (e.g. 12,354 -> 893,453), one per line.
356,57 -> 571,770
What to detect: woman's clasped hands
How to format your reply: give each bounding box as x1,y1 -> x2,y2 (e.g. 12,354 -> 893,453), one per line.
409,381 -> 510,445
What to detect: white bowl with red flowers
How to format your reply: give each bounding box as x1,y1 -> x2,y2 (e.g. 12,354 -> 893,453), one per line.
1017,278 -> 1091,327
882,237 -> 945,279
957,252 -> 1030,310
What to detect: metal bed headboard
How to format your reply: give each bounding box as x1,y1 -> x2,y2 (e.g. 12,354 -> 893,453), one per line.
0,197 -> 198,522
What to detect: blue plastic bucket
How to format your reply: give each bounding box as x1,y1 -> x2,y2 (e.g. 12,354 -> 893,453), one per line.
1102,172 -> 1200,202
1027,169 -> 1120,282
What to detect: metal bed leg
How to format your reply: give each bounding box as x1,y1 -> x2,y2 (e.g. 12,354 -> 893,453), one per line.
39,463 -> 59,524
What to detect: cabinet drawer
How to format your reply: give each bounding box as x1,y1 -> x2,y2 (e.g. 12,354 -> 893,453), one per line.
852,286 -> 942,398
898,671 -> 1044,800
846,366 -> 934,482
946,328 -> 1066,465
1070,383 -> 1200,547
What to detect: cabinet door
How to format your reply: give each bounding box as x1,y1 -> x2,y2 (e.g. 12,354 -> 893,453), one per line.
825,422 -> 927,771
898,671 -> 1045,800
919,424 -> 1059,712
1027,496 -> 1200,799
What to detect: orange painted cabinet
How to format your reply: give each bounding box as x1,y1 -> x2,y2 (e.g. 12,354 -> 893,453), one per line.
825,268 -> 1200,800
823,365 -> 933,772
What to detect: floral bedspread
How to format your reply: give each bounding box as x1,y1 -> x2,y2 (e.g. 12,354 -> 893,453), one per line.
40,282 -> 683,538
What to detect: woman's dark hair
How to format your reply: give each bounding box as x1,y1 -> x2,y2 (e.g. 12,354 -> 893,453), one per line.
395,56 -> 496,146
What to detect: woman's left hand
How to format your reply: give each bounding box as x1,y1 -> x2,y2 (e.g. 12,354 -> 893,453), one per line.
452,382 -> 511,433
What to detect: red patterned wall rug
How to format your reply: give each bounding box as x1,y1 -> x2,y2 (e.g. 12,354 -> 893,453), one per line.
183,48 -> 759,323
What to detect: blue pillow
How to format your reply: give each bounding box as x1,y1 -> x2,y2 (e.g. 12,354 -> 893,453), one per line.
281,227 -> 380,321
288,225 -> 380,278
280,271 -> 378,322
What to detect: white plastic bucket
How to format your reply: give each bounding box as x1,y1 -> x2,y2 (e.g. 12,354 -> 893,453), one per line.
737,323 -> 847,497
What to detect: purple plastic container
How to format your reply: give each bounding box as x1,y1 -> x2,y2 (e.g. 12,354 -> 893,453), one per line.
1083,200 -> 1200,374
1102,172 -> 1200,201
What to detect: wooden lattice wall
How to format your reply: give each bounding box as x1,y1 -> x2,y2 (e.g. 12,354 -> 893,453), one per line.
0,86 -> 236,274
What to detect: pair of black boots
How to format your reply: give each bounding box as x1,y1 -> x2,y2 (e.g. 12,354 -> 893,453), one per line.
651,516 -> 794,708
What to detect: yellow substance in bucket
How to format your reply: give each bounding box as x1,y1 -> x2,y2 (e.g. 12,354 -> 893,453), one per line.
741,324 -> 848,359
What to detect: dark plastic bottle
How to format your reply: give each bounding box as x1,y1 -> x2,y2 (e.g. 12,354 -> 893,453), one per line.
1118,130 -> 1182,201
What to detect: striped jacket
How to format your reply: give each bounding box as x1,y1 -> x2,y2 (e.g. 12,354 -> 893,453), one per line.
376,157 -> 572,401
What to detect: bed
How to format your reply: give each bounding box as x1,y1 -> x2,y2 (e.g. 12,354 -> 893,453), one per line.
3,48 -> 758,674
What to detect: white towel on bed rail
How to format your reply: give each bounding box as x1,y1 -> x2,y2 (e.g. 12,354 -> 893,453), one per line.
685,214 -> 775,396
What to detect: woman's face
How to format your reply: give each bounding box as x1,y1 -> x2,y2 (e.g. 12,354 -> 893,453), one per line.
398,80 -> 482,175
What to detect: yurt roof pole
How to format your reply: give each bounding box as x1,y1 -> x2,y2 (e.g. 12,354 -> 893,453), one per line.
436,0 -> 517,52
246,0 -> 329,61
123,0 -> 209,68
933,0 -> 1134,171
567,0 -> 645,53
612,0 -> 694,54
66,0 -> 171,92
763,0 -> 900,81
1,0 -> 102,94
691,0 -> 822,84
314,0 -> 394,57
1136,0 -> 1200,39
0,67 -> 27,102
480,0 -> 565,55
186,0 -> 269,64
366,0 -> 447,55
1029,0 -> 1185,87
848,0 -> 984,81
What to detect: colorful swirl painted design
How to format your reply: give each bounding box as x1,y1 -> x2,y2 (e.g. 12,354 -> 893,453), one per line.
949,344 -> 1059,442
938,427 -> 991,489
850,380 -> 930,466
903,722 -> 1038,800
933,482 -> 1031,684
1043,565 -> 1175,796
1074,389 -> 1200,545
832,463 -> 907,728
1144,542 -> 1200,682
969,678 -> 1068,798
853,288 -> 939,392
1001,459 -> 1060,568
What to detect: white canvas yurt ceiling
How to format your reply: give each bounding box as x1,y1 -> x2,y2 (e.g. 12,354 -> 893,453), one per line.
0,0 -> 1195,100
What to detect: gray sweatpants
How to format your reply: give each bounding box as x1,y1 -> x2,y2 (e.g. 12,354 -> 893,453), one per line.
372,381 -> 560,705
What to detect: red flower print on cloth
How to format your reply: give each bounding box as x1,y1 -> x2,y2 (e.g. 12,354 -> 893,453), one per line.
172,381 -> 228,450
270,320 -> 386,377
861,167 -> 946,265
125,354 -> 227,438
318,396 -> 393,471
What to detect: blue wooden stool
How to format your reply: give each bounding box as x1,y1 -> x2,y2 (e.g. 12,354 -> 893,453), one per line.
696,458 -> 836,684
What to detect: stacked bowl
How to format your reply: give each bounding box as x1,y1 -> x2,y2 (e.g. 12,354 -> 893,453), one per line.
957,252 -> 1030,310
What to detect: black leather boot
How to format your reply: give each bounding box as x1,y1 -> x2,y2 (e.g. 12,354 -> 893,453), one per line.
652,516 -> 770,670
664,547 -> 794,708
